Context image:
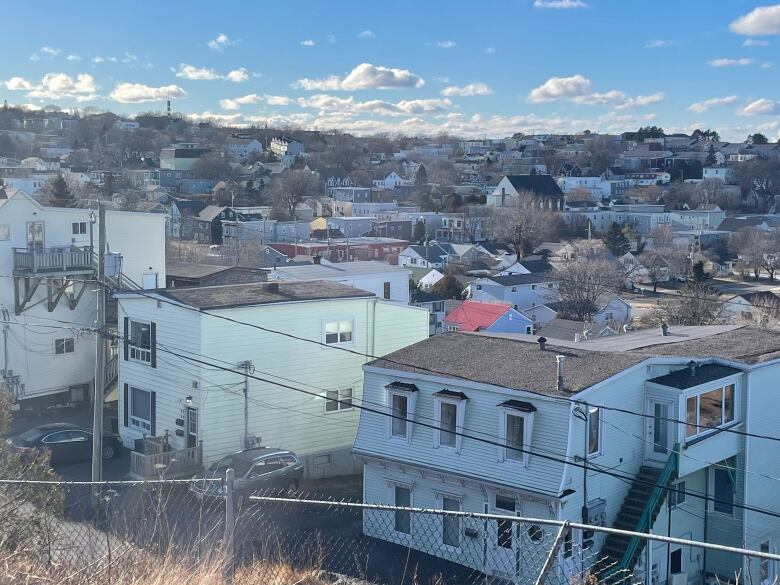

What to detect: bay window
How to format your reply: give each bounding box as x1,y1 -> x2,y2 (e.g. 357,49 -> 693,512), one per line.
685,383 -> 736,439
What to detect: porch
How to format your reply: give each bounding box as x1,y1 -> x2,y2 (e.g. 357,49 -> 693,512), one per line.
13,246 -> 94,275
129,436 -> 203,479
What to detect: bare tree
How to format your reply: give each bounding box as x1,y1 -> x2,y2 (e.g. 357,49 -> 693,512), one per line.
462,205 -> 495,242
658,281 -> 722,326
493,191 -> 563,256
647,224 -> 675,249
271,169 -> 322,220
729,227 -> 767,280
638,249 -> 670,292
554,257 -> 624,320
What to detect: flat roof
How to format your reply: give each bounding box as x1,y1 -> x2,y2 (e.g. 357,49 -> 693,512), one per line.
272,261 -> 408,280
154,280 -> 373,310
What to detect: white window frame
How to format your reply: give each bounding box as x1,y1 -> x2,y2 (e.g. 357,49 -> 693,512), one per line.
129,386 -> 152,432
499,408 -> 533,466
322,318 -> 355,346
684,382 -> 737,440
386,388 -> 416,443
325,387 -> 353,413
388,481 -> 414,536
128,320 -> 152,364
433,396 -> 465,452
587,406 -> 603,458
71,221 -> 87,235
54,337 -> 75,355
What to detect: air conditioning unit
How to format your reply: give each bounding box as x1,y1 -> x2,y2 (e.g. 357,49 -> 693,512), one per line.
671,572 -> 687,585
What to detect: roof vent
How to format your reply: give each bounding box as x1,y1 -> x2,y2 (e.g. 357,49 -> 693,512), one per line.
556,355 -> 565,392
537,336 -> 547,351
687,360 -> 697,377
266,282 -> 280,293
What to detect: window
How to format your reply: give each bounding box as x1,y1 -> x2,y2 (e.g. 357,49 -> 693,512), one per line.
670,549 -> 683,575
0,224 -> 9,240
587,407 -> 602,456
54,337 -> 75,355
130,387 -> 152,431
503,413 -> 525,462
324,320 -> 353,345
685,383 -> 737,439
438,401 -> 457,448
495,495 -> 515,549
390,393 -> 409,439
432,301 -> 444,312
531,285 -> 537,290
760,541 -> 772,585
325,388 -> 353,412
129,320 -> 151,363
394,485 -> 411,534
71,222 -> 87,235
711,463 -> 735,515
383,282 -> 391,300
442,496 -> 461,547
669,480 -> 686,508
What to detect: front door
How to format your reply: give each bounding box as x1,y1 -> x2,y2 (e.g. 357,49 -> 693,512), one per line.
486,494 -> 517,577
186,407 -> 198,448
26,221 -> 45,250
646,399 -> 672,464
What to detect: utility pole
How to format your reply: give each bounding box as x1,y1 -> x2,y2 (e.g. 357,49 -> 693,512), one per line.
237,360 -> 254,448
91,204 -> 106,488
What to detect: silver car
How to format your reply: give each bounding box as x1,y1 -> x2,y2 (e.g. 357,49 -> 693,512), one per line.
189,447 -> 304,501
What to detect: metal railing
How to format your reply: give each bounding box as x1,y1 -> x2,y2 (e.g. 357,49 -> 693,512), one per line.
13,246 -> 94,274
129,442 -> 202,479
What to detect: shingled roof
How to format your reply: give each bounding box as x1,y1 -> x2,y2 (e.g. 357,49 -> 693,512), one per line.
506,174 -> 564,197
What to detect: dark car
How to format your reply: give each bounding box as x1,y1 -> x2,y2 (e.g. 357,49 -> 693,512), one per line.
189,447 -> 304,501
8,423 -> 122,464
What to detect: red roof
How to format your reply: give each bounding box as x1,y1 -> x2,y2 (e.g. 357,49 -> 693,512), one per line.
443,300 -> 511,332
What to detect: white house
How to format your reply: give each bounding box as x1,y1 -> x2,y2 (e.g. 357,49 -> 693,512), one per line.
354,325 -> 780,585
116,280 -> 429,478
270,136 -> 304,158
225,137 -> 263,160
0,189 -> 166,406
417,269 -> 444,291
373,172 -> 413,190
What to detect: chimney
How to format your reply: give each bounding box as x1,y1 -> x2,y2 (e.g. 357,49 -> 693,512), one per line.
537,336 -> 547,351
660,323 -> 669,336
687,360 -> 697,377
556,355 -> 565,392
266,282 -> 279,293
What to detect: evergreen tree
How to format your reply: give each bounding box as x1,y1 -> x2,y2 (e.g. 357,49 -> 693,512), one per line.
431,274 -> 464,300
748,133 -> 769,145
603,222 -> 630,257
705,144 -> 717,166
688,260 -> 709,283
46,173 -> 78,208
412,220 -> 426,244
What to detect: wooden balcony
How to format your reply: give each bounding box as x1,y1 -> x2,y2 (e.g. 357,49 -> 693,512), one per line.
130,441 -> 203,479
13,246 -> 94,276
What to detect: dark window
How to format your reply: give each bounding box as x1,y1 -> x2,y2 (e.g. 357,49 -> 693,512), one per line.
394,486 -> 411,533
383,282 -> 391,299
670,548 -> 682,574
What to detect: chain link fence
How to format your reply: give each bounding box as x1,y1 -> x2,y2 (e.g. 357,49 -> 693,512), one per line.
0,477 -> 777,585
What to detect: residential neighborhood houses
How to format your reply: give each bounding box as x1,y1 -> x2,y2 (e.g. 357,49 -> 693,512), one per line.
2,103 -> 780,585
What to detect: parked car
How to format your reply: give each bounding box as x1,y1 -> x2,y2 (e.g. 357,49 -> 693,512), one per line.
8,423 -> 122,464
189,447 -> 304,501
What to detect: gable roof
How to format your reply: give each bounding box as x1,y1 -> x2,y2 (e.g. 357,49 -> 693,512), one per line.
505,174 -> 564,197
486,274 -> 552,286
198,205 -> 229,222
443,300 -> 513,331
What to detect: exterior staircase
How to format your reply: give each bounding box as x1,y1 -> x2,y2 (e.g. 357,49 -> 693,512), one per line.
597,449 -> 679,582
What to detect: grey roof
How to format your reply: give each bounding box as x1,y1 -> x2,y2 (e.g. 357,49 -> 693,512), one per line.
198,205 -> 228,222
273,261 -> 407,281
506,174 -> 564,197
647,363 -> 742,389
157,280 -> 373,310
368,326 -> 780,396
487,274 -> 552,286
166,261 -> 232,279
537,318 -> 586,341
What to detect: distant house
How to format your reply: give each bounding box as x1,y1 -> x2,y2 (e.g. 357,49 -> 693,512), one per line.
411,290 -> 454,336
195,205 -> 242,244
417,268 -> 445,291
723,291 -> 780,323
270,136 -> 304,158
487,174 -> 565,210
225,137 -> 263,160
398,244 -> 451,270
443,300 -> 534,334
160,143 -> 212,171
536,317 -> 618,341
165,261 -> 267,287
544,293 -> 632,326
468,274 -> 559,311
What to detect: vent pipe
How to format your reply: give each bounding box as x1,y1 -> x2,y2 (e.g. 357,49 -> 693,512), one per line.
537,336 -> 547,351
556,355 -> 565,392
687,360 -> 697,377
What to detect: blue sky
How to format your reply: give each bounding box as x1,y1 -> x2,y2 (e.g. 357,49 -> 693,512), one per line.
1,0 -> 779,140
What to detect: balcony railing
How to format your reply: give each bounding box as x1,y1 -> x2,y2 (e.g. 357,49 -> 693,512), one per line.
130,442 -> 202,479
13,246 -> 94,275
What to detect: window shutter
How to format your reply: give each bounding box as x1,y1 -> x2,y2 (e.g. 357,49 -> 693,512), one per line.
150,322 -> 156,368
123,384 -> 129,428
150,391 -> 156,436
123,317 -> 129,361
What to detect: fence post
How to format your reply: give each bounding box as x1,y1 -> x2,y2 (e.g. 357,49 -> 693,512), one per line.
534,521 -> 570,585
224,468 -> 235,577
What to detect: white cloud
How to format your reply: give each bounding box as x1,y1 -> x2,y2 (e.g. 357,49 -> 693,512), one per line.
207,33 -> 233,51
91,56 -> 105,63
528,74 -> 591,102
40,46 -> 61,57
122,52 -> 138,64
226,68 -> 249,82
356,30 -> 375,38
219,94 -> 263,110
109,82 -> 187,103
730,5 -> 780,36
687,96 -> 739,113
292,62 -> 425,91
175,64 -> 219,80
737,98 -> 779,116
300,39 -> 316,46
533,0 -> 587,8
437,40 -> 457,48
3,77 -> 34,91
483,46 -> 496,54
66,54 -> 81,61
708,58 -> 754,67
645,39 -> 677,48
29,53 -> 40,62
187,111 -> 244,125
265,95 -> 291,106
441,82 -> 493,97
297,94 -> 452,116
10,73 -> 100,102
761,61 -> 774,69
743,38 -> 770,47
528,75 -> 662,109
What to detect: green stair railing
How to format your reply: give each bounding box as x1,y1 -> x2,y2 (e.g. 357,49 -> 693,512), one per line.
604,445 -> 679,579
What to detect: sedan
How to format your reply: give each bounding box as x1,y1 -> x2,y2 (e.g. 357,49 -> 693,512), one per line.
190,447 -> 304,502
8,423 -> 123,464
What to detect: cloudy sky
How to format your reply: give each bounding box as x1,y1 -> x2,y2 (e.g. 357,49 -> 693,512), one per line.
1,0 -> 779,140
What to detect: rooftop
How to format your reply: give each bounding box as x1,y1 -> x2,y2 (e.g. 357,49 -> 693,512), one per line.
443,300 -> 513,332
153,280 -> 373,310
647,363 -> 742,390
166,261 -> 233,279
487,274 -> 553,286
271,261 -> 407,280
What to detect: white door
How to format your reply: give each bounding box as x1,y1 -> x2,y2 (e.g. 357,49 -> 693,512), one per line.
646,399 -> 672,464
142,273 -> 158,289
486,494 -> 517,578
